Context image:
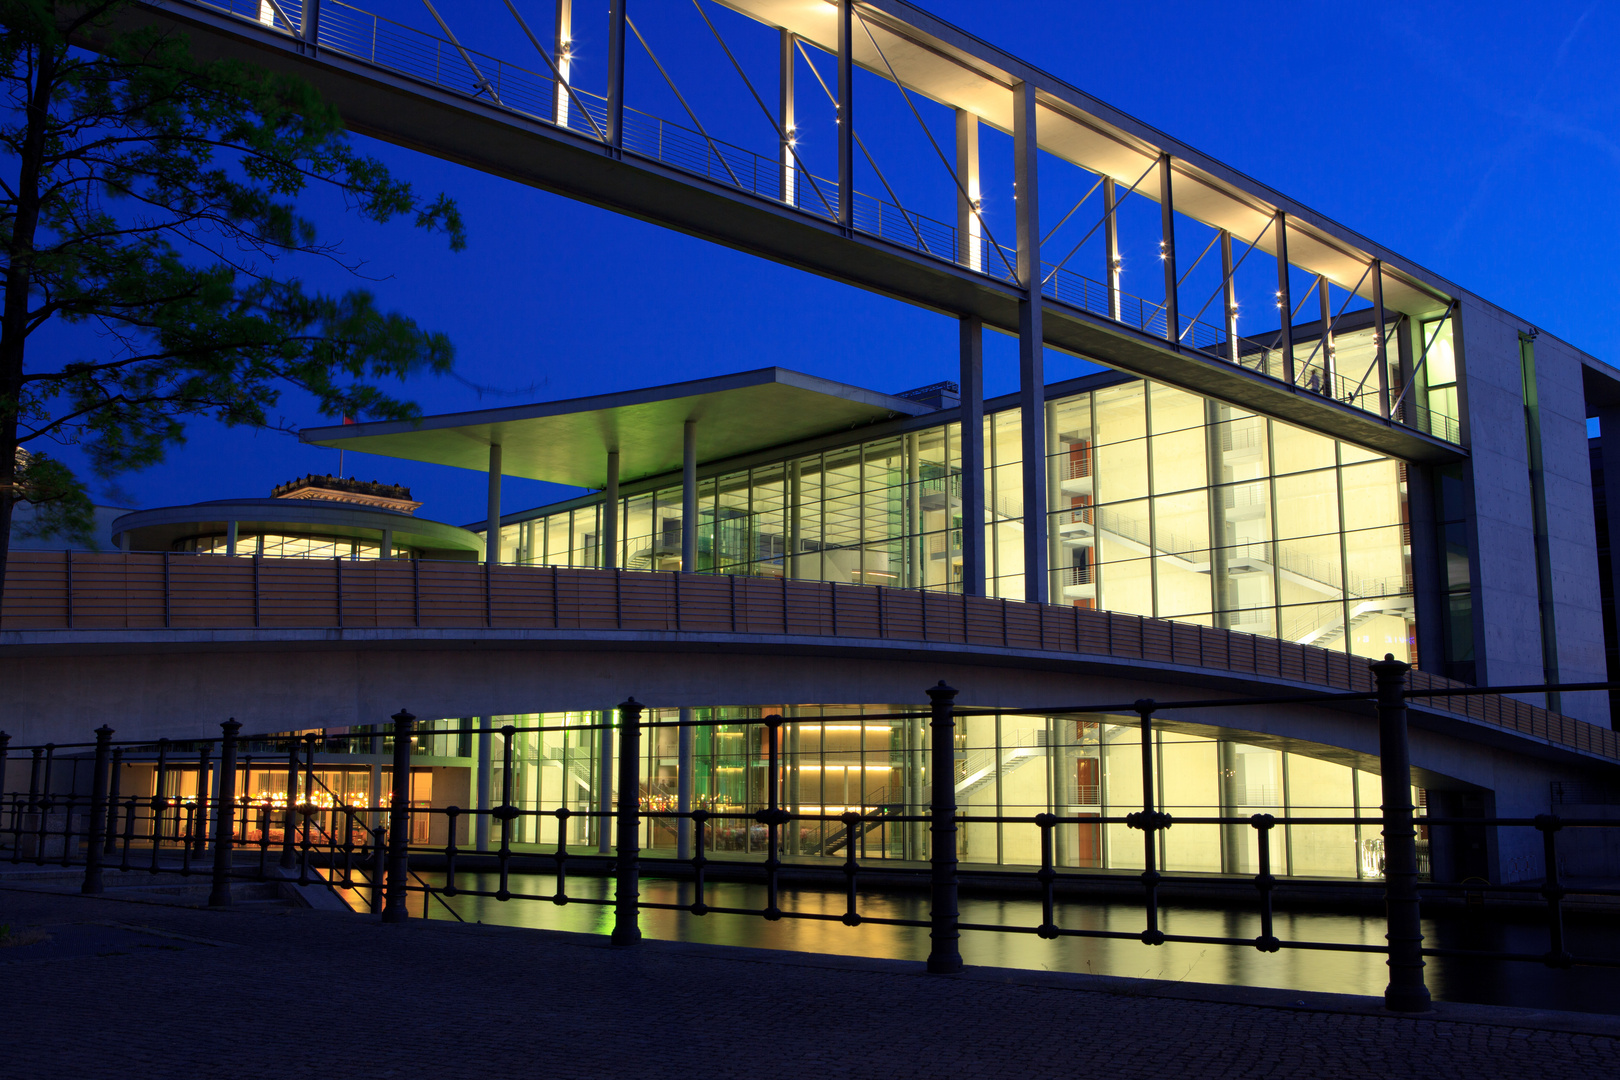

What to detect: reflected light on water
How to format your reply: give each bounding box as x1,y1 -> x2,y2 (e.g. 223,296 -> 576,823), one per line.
374,873 -> 1620,1014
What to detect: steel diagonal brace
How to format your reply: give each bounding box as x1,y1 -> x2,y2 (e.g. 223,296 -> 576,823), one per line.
500,0 -> 609,143
1389,299 -> 1458,414
793,39 -> 932,256
689,0 -> 838,220
852,9 -> 1017,281
1177,214 -> 1276,341
627,15 -> 745,189
1040,157 -> 1156,288
420,0 -> 502,105
1294,261 -> 1373,386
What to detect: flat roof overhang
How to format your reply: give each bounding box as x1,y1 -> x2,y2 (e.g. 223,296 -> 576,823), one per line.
111,499 -> 485,552
125,2 -> 1463,464
301,367 -> 931,486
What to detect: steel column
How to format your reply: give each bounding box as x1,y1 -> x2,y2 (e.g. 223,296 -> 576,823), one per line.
1014,80 -> 1048,604
382,708 -> 415,923
603,450 -> 619,569
1318,274 -> 1334,394
1372,260 -> 1390,417
955,109 -> 980,270
1275,213 -> 1295,386
677,706 -> 695,860
485,442 -> 503,564
925,681 -> 961,973
682,419 -> 698,572
836,0 -> 853,232
1372,655 -> 1431,1012
1158,153 -> 1178,344
605,0 -> 625,152
611,697 -> 643,946
959,316 -> 986,596
779,28 -> 795,205
208,719 -> 241,907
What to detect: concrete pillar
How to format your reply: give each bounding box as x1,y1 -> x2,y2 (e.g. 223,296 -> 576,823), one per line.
380,529 -> 392,560
553,0 -> 572,127
475,717 -> 492,852
1014,80 -> 1049,604
677,706 -> 694,859
682,419 -> 697,572
906,432 -> 922,588
1218,739 -> 1245,873
485,443 -> 503,564
779,28 -> 795,206
959,317 -> 985,595
955,109 -> 980,271
225,520 -> 238,556
789,461 -> 802,579
603,450 -> 619,570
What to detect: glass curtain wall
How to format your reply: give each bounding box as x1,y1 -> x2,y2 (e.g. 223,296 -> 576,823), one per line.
479,707 -> 1417,881
498,379 -> 1414,662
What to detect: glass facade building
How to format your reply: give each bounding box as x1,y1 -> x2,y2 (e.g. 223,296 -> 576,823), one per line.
496,375 -> 1416,664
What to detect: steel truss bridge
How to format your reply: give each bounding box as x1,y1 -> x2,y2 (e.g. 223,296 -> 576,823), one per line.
118,0 -> 1468,604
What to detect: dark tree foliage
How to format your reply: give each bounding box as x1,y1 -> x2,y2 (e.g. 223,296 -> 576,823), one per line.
0,0 -> 465,602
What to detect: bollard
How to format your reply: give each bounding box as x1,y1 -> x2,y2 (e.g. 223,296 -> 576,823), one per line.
611,697 -> 643,946
209,720 -> 242,907
926,681 -> 962,974
81,726 -> 114,894
381,709 -> 414,923
1372,654 -> 1431,1013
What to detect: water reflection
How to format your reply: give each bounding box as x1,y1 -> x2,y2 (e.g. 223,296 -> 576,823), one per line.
386,873 -> 1619,1014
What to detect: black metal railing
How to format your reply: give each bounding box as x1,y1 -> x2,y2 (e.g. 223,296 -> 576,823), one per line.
5,662 -> 1619,1013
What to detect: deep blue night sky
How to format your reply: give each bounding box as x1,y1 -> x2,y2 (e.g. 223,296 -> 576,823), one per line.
37,0 -> 1620,529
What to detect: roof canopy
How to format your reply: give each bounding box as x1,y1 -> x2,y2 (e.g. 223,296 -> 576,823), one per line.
301,368 -> 931,489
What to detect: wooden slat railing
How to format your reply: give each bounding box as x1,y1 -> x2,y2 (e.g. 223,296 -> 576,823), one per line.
4,550 -> 1615,762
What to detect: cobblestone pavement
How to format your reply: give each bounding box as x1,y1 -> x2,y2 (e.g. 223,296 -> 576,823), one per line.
1,887 -> 1616,1080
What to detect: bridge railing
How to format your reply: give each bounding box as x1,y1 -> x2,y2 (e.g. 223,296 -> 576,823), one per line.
3,551 -> 1616,763
6,668 -> 1618,1014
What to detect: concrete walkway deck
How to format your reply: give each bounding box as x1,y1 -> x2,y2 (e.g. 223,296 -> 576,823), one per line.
1,886 -> 1616,1079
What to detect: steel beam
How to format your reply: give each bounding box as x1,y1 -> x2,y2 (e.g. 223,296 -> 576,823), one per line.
837,0 -> 853,232
779,28 -> 795,206
955,109 -> 979,271
1104,177 -> 1121,321
1158,153 -> 1179,345
959,316 -> 986,596
1014,80 -> 1048,604
1221,230 -> 1238,364
1373,260 -> 1390,418
605,0 -> 626,151
1276,213 -> 1295,387
553,0 -> 572,128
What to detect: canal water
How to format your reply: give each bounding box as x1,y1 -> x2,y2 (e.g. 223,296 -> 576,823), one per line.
378,873 -> 1620,1014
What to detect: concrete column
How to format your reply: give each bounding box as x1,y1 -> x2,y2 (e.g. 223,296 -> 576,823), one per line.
475,717 -> 492,852
597,711 -> 613,854
1104,178 -> 1121,321
959,317 -> 985,596
1014,80 -> 1049,604
682,419 -> 698,572
955,109 -> 980,270
836,0 -> 852,232
486,443 -> 503,565
603,450 -> 619,569
380,529 -> 392,560
779,28 -> 796,206
1218,740 -> 1245,873
553,0 -> 572,127
786,712 -> 801,855
789,461 -> 802,579
677,706 -> 694,860
225,520 -> 238,556
906,432 -> 922,588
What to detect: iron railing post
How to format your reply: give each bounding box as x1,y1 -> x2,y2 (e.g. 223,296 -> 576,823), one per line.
1372,654 -> 1431,1012
103,748 -> 123,854
192,743 -> 211,856
611,697 -> 643,946
149,740 -> 169,871
209,719 -> 241,907
1536,814 -> 1572,967
382,709 -> 415,923
926,680 -> 962,974
81,725 -> 113,894
279,741 -> 300,870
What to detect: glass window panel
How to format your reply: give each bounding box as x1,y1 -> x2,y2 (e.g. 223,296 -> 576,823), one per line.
1150,427 -> 1207,494
1094,382 -> 1147,444
1209,414 -> 1269,484
1343,524 -> 1410,598
1286,753 -> 1358,878
1159,736 -> 1220,873
1278,600 -> 1348,649
1149,383 -> 1204,435
1270,420 -> 1336,474
1274,470 -> 1340,540
1095,437 -> 1148,503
